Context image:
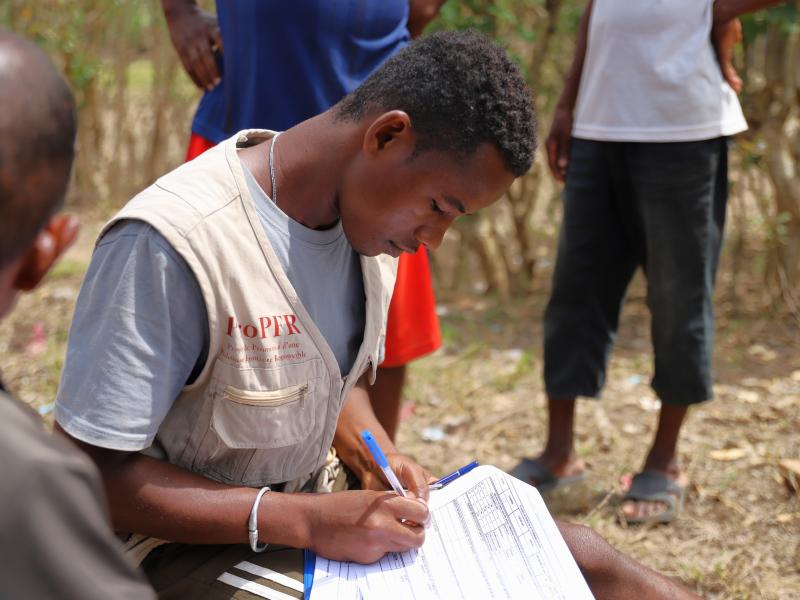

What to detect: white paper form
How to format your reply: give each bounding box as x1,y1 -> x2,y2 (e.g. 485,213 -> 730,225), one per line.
310,555 -> 364,600
359,465 -> 593,600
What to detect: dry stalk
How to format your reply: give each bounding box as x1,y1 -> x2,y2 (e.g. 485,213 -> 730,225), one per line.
581,489 -> 614,524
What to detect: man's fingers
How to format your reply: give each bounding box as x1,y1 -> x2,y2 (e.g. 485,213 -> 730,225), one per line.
385,529 -> 425,555
385,495 -> 430,526
181,45 -> 204,89
196,38 -> 221,89
210,26 -> 224,54
388,517 -> 426,550
557,142 -> 570,181
397,462 -> 430,503
546,136 -> 560,180
547,134 -> 568,183
724,65 -> 743,93
189,42 -> 217,90
720,58 -> 742,92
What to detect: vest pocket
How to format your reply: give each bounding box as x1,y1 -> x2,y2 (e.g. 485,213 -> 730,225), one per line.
191,378 -> 320,485
211,380 -> 317,450
223,383 -> 308,408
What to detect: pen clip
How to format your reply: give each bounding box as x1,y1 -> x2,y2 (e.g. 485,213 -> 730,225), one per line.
433,460 -> 480,488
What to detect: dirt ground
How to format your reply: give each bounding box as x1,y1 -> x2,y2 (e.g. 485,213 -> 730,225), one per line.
1,218 -> 798,599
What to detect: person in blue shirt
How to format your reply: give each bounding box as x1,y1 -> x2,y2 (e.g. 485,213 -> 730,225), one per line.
162,0 -> 446,442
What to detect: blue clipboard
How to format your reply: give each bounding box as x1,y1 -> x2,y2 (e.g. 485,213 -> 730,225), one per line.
301,460 -> 478,598
303,548 -> 316,599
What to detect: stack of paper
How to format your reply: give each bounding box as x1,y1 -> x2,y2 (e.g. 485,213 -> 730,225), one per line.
311,465 -> 594,599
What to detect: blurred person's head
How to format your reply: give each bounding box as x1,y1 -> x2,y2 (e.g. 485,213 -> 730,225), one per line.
331,30 -> 535,257
0,29 -> 79,319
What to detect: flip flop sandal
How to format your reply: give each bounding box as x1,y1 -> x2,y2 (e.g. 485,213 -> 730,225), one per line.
620,470 -> 685,525
509,457 -> 586,493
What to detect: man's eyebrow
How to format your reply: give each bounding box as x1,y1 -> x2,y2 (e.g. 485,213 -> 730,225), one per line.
444,195 -> 467,214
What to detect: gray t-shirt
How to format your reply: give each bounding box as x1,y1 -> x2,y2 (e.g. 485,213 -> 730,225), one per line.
56,161 -> 365,451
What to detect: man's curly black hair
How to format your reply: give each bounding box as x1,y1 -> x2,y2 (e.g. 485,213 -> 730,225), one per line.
334,30 -> 536,177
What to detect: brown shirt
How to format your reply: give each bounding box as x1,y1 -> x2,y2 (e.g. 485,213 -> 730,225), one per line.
0,387 -> 154,600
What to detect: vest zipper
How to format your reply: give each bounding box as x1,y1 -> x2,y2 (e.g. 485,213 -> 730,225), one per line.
224,383 -> 308,408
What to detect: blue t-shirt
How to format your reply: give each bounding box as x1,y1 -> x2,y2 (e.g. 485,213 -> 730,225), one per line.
192,0 -> 411,142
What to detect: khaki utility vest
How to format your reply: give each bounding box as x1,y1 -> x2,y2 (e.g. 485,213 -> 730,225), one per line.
101,130 -> 397,487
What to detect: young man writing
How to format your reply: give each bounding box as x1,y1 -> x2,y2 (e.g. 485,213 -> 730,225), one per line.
54,30 -> 531,596
54,30 -> 698,598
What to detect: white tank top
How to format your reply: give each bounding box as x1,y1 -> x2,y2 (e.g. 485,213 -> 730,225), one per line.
572,0 -> 747,142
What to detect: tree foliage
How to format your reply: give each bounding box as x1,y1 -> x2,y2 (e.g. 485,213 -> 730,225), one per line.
3,0 -> 799,308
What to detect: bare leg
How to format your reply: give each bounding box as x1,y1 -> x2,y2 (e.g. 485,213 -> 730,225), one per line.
558,520 -> 701,599
528,397 -> 585,483
368,365 -> 406,442
621,403 -> 689,520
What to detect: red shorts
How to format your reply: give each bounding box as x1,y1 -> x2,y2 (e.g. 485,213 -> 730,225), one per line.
185,133 -> 216,162
185,133 -> 441,367
381,246 -> 441,367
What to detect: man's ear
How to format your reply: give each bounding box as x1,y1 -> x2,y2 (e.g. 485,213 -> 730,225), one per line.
363,110 -> 414,155
14,214 -> 80,291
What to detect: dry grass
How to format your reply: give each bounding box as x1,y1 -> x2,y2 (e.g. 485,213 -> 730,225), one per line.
401,275 -> 800,599
1,219 -> 798,599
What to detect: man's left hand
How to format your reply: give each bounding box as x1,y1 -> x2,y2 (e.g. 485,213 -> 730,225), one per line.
712,13 -> 744,93
361,452 -> 434,504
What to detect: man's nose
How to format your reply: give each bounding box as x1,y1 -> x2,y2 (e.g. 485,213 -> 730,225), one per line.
414,223 -> 447,251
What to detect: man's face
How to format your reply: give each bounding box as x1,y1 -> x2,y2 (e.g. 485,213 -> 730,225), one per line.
337,140 -> 514,258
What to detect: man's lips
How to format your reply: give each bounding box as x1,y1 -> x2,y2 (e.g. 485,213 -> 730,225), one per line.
387,240 -> 403,257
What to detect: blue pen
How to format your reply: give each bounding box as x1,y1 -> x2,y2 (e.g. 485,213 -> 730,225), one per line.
432,460 -> 480,489
361,430 -> 409,498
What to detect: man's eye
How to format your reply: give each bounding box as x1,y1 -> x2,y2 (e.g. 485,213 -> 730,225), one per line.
430,198 -> 445,215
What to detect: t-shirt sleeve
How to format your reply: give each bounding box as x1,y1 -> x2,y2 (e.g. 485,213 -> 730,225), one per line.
55,220 -> 209,451
0,399 -> 155,600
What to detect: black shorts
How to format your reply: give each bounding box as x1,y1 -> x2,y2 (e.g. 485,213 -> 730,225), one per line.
544,137 -> 728,406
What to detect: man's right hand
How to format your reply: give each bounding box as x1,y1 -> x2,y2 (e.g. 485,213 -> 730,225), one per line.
301,490 -> 428,564
546,105 -> 574,183
161,0 -> 222,91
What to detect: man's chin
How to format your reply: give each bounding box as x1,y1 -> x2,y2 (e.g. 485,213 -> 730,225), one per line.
352,242 -> 399,258
356,249 -> 381,258
349,241 -> 382,258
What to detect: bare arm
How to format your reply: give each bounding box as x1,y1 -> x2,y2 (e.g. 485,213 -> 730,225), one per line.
161,0 -> 222,91
545,0 -> 594,182
333,374 -> 433,501
557,521 -> 702,600
555,0 -> 594,116
407,0 -> 446,39
714,0 -> 786,22
54,422 -> 305,546
712,0 -> 786,92
54,420 -> 428,564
